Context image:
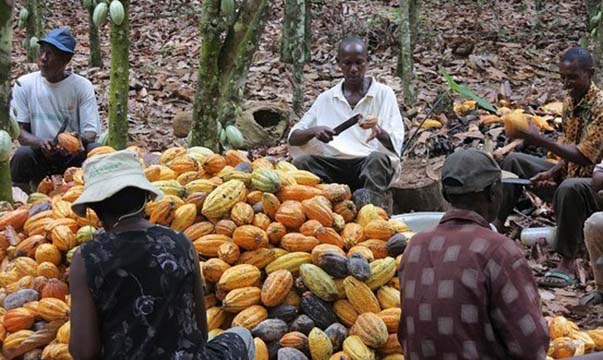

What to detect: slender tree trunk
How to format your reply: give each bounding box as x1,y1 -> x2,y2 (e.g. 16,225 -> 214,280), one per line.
25,0 -> 43,62
191,0 -> 271,149
304,0 -> 312,62
107,0 -> 130,149
217,0 -> 270,130
587,0 -> 601,28
409,0 -> 419,49
281,0 -> 306,116
533,0 -> 543,28
0,1 -> 14,203
87,4 -> 102,68
398,0 -> 416,105
191,0 -> 223,150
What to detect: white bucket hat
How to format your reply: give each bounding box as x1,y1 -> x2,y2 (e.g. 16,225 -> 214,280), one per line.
71,150 -> 163,217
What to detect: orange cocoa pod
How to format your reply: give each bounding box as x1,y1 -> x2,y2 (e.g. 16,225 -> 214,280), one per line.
281,233 -> 320,252
232,225 -> 269,251
57,133 -> 81,153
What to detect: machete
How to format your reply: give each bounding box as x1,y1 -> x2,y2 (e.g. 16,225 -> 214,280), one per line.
333,114 -> 363,135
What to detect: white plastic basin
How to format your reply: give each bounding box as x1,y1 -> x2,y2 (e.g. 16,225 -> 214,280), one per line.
392,212 -> 499,233
391,212 -> 444,233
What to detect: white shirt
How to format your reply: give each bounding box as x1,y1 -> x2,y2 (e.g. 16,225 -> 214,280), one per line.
288,78 -> 404,163
10,71 -> 102,140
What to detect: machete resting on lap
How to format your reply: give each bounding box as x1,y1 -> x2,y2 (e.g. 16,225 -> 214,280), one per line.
497,47 -> 603,289
288,36 -> 404,213
9,28 -> 102,193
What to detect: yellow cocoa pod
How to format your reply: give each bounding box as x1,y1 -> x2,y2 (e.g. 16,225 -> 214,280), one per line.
309,327 -> 333,360
231,305 -> 268,329
343,276 -> 381,314
343,335 -> 375,360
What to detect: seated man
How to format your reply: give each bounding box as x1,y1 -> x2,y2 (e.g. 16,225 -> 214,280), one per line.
10,28 -> 101,193
398,149 -> 550,360
288,36 -> 404,213
581,163 -> 603,306
498,47 -> 603,288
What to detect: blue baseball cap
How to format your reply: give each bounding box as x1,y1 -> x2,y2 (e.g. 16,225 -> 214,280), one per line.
38,28 -> 76,54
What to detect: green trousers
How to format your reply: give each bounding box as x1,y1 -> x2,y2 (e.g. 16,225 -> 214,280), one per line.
499,152 -> 600,259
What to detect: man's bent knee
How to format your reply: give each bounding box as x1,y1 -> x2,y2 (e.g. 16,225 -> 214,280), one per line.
556,178 -> 586,198
10,146 -> 40,183
11,146 -> 36,163
366,151 -> 389,162
292,155 -> 315,170
501,152 -> 523,171
585,212 -> 603,246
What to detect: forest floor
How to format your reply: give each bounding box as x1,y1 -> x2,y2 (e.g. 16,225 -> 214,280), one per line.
9,0 -> 603,327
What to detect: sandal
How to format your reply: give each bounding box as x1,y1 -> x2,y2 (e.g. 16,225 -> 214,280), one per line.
579,291 -> 603,306
538,270 -> 577,289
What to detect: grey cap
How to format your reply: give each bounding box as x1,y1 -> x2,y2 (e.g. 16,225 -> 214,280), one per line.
71,150 -> 163,217
442,148 -> 502,194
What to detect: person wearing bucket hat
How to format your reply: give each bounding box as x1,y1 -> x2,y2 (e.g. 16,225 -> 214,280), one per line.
9,28 -> 102,194
69,151 -> 255,360
397,149 -> 550,359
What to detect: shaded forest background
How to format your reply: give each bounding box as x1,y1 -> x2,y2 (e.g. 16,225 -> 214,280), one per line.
8,0 -> 586,151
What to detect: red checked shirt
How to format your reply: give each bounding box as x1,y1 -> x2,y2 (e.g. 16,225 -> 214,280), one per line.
397,209 -> 550,360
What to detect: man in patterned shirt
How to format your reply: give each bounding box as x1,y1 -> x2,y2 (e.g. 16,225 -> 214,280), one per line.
398,149 -> 550,360
497,47 -> 603,288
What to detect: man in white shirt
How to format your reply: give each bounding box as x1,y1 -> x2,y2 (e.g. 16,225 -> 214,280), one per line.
288,36 -> 404,212
10,28 -> 102,193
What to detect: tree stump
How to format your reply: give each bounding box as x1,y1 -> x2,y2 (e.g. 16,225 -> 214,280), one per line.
390,156 -> 450,214
235,102 -> 290,148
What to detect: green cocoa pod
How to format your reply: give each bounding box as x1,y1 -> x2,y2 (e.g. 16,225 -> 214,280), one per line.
221,0 -> 235,18
219,128 -> 226,144
19,8 -> 29,22
8,115 -> 20,140
109,0 -> 125,25
0,130 -> 12,162
77,226 -> 97,244
29,37 -> 39,51
97,130 -> 109,145
66,246 -> 79,264
93,2 -> 109,27
225,125 -> 245,148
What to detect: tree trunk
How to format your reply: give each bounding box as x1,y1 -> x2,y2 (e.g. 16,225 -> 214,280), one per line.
191,0 -> 223,150
595,0 -> 603,85
533,0 -> 543,28
398,0 -> 416,105
25,0 -> 43,63
191,0 -> 271,150
86,3 -> 102,68
409,0 -> 419,49
281,0 -> 307,116
304,0 -> 312,62
0,1 -> 14,203
107,0 -> 130,150
587,0 -> 601,28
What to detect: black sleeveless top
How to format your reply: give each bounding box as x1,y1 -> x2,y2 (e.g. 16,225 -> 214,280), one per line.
80,226 -> 209,360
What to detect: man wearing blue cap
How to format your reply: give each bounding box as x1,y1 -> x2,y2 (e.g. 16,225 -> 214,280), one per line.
10,28 -> 101,193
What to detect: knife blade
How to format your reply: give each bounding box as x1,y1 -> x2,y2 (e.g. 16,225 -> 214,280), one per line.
333,114 -> 362,135
52,118 -> 70,147
502,178 -> 532,186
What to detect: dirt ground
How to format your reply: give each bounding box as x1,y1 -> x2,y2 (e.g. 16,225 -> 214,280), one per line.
8,0 -> 602,327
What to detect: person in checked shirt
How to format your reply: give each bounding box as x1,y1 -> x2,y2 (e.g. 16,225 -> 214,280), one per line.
398,149 -> 550,360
